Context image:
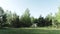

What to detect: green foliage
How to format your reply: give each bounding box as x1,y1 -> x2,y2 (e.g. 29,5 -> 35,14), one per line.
37,15 -> 45,27
53,7 -> 60,28
0,7 -> 5,28
0,7 -> 4,16
31,16 -> 35,24
20,8 -> 32,27
55,7 -> 60,23
2,13 -> 7,27
11,13 -> 20,28
36,14 -> 52,27
6,11 -> 13,25
45,13 -> 52,26
0,7 -> 60,28
2,13 -> 7,23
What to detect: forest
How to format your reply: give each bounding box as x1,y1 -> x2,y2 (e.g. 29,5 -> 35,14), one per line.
0,7 -> 60,28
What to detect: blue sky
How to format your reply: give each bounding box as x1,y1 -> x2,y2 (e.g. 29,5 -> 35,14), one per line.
0,0 -> 60,18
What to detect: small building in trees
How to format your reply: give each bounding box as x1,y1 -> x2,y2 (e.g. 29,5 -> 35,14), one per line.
31,23 -> 37,28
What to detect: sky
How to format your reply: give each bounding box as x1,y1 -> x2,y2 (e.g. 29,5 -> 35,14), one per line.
0,0 -> 60,18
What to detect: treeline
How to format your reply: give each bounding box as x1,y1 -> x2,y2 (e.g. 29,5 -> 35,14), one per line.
0,7 -> 60,28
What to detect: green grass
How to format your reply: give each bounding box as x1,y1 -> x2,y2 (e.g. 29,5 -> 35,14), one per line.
0,28 -> 60,34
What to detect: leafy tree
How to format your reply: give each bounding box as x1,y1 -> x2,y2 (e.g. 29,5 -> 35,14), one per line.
2,13 -> 7,27
55,7 -> 60,23
31,16 -> 35,24
0,7 -> 7,28
45,14 -> 52,26
55,7 -> 60,27
20,8 -> 32,27
11,13 -> 20,28
0,7 -> 5,28
34,19 -> 38,23
5,11 -> 13,27
0,7 -> 4,16
37,15 -> 45,27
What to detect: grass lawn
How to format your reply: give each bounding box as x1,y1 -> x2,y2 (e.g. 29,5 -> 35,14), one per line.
0,28 -> 60,34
